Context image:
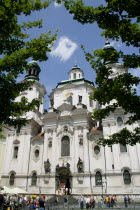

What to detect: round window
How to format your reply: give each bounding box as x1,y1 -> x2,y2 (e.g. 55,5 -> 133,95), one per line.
94,145 -> 100,155
117,117 -> 123,126
35,149 -> 39,158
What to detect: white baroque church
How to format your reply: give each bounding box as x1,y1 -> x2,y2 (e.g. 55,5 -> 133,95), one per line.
1,42 -> 140,195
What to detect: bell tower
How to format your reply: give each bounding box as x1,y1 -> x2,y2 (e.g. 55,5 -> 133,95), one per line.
15,60 -> 46,114
25,60 -> 41,81
68,64 -> 84,80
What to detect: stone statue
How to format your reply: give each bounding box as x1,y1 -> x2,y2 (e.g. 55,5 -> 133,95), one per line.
77,157 -> 84,173
50,99 -> 54,107
44,159 -> 51,173
56,164 -> 60,172
66,162 -> 70,169
63,125 -> 68,132
78,95 -> 82,103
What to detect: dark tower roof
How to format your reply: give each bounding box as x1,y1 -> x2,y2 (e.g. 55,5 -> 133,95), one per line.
103,40 -> 118,64
25,61 -> 41,81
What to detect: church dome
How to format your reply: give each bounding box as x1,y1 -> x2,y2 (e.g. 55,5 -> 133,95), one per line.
103,40 -> 118,64
103,40 -> 115,50
25,60 -> 41,81
68,64 -> 84,80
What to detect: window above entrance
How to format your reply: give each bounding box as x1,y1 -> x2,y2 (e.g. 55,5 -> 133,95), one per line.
61,136 -> 70,156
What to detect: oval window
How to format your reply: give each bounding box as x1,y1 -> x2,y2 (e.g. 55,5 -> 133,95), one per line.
35,149 -> 39,158
94,145 -> 100,155
117,117 -> 123,126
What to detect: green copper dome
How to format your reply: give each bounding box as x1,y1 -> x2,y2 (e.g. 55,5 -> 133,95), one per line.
103,40 -> 118,64
103,41 -> 115,50
25,61 -> 41,81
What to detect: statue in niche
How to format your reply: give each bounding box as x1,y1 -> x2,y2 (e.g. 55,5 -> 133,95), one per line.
66,162 -> 70,169
77,157 -> 84,173
44,159 -> 51,173
63,125 -> 68,132
79,138 -> 83,146
50,99 -> 54,107
48,141 -> 52,148
78,95 -> 82,103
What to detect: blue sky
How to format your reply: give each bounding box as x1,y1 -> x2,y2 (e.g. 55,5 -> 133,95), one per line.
18,1 -> 139,109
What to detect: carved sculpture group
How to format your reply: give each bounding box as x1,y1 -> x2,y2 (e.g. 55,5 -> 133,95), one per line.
44,158 -> 84,174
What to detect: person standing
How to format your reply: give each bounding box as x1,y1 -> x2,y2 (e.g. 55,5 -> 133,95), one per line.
105,196 -> 109,208
90,195 -> 95,208
124,195 -> 128,208
85,196 -> 91,209
64,196 -> 68,209
38,197 -> 45,210
79,196 -> 84,209
0,194 -> 4,210
110,196 -> 114,208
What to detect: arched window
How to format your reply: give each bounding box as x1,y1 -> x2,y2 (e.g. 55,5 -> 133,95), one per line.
68,96 -> 73,105
89,99 -> 93,107
9,173 -> 15,186
120,144 -> 127,153
34,69 -> 37,75
31,172 -> 37,186
61,136 -> 70,156
117,117 -> 123,126
13,146 -> 18,159
123,170 -> 131,185
95,171 -> 102,186
73,73 -> 76,79
29,69 -> 31,75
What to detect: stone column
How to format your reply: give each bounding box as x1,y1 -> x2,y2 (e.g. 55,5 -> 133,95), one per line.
42,129 -> 48,173
51,129 -> 57,172
73,127 -> 79,172
83,126 -> 90,173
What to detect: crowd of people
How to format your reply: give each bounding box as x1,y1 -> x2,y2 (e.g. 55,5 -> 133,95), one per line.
0,193 -> 134,210
0,194 -> 46,210
78,194 -> 133,209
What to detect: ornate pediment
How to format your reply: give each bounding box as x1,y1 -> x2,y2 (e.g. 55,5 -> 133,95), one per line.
57,103 -> 73,112
60,110 -> 71,117
57,125 -> 74,136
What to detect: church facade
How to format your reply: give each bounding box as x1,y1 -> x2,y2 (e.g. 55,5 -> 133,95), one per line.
1,43 -> 140,195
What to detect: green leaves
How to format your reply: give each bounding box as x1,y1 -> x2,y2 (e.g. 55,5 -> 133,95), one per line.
0,0 -> 57,130
99,127 -> 140,146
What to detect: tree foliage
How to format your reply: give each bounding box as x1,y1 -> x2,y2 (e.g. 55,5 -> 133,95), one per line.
60,0 -> 140,145
0,0 -> 57,131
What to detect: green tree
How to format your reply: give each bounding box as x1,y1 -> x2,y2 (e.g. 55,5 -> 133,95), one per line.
60,0 -> 140,145
0,0 -> 57,132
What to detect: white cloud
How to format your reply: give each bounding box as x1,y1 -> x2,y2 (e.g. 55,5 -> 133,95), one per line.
50,36 -> 78,62
110,40 -> 122,48
54,2 -> 62,7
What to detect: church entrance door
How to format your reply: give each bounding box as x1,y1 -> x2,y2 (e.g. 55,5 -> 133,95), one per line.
55,166 -> 72,195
